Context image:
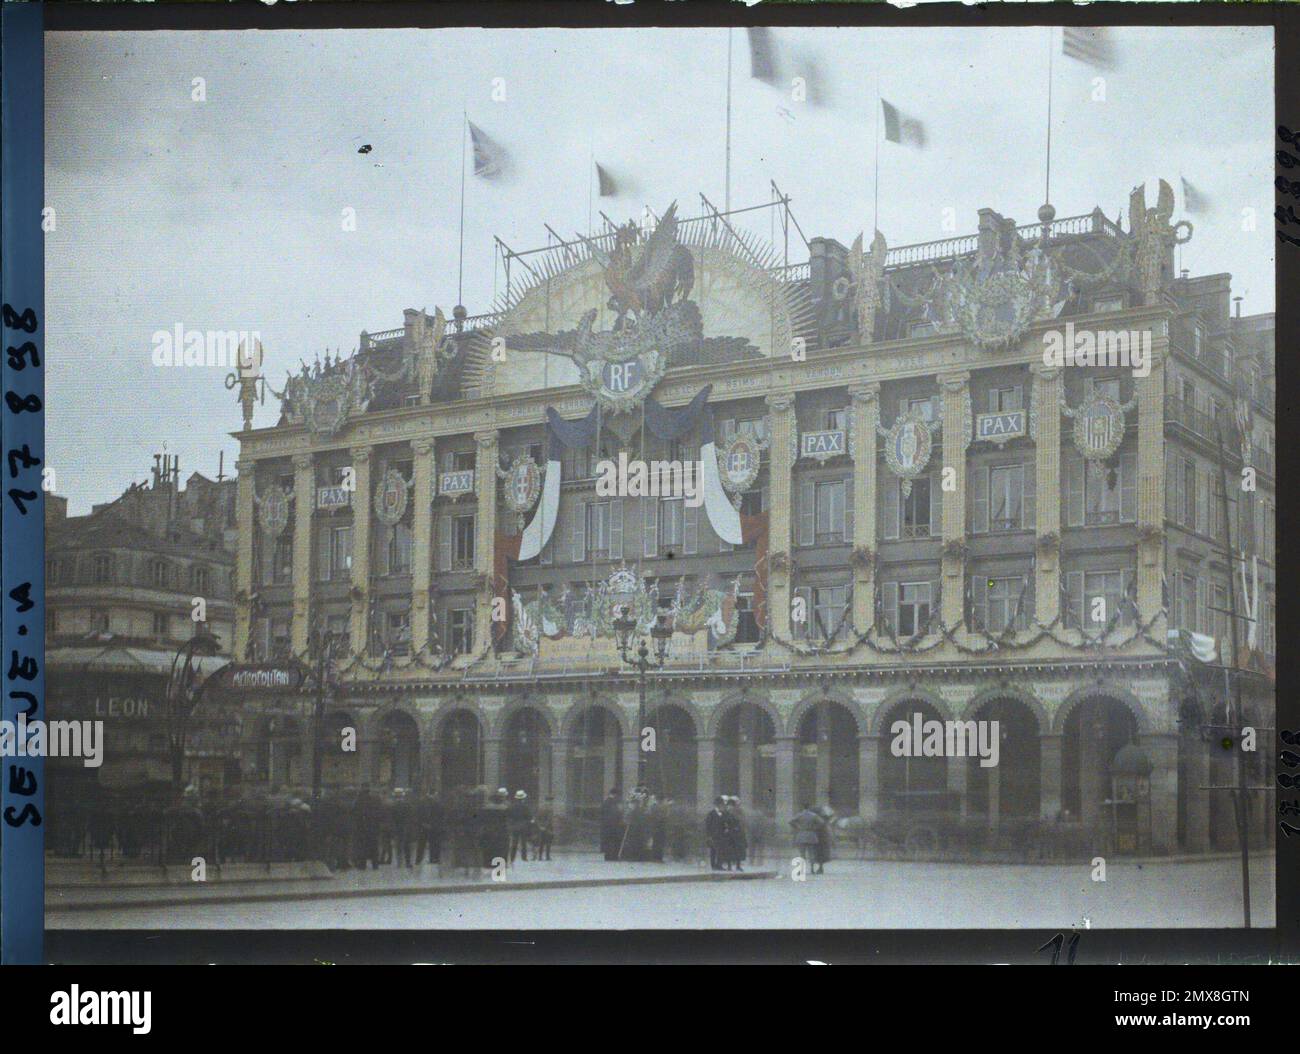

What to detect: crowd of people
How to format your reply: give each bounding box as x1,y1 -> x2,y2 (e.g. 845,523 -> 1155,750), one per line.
49,783 -> 836,874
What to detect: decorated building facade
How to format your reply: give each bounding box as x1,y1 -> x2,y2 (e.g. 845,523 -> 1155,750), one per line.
228,182 -> 1275,853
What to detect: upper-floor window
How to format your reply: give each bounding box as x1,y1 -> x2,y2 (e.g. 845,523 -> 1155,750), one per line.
814,480 -> 847,544
1065,451 -> 1136,527
823,407 -> 850,432
150,560 -> 170,589
902,477 -> 932,539
452,515 -> 476,570
385,523 -> 413,575
988,464 -> 1025,532
153,612 -> 169,639
901,396 -> 936,422
1066,569 -> 1135,631
272,536 -> 293,583
811,584 -> 850,641
442,450 -> 475,473
661,497 -> 685,551
720,417 -> 769,446
46,559 -> 62,586
386,611 -> 411,656
896,582 -> 931,638
192,565 -> 211,594
1088,377 -> 1122,403
1192,324 -> 1203,359
988,386 -> 1022,413
587,501 -> 614,559
448,607 -> 474,655
92,553 -> 113,585
972,575 -> 1029,633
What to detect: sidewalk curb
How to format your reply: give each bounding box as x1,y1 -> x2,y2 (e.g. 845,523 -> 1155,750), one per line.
47,868 -> 778,913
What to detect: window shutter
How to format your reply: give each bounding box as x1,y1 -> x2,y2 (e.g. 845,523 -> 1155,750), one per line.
539,534 -> 553,565
643,496 -> 659,557
844,476 -> 854,540
683,502 -> 698,555
1065,454 -> 1084,528
1196,576 -> 1207,634
970,573 -> 987,632
798,478 -> 816,547
1120,451 -> 1137,523
572,500 -> 587,562
1165,448 -> 1177,524
883,581 -> 899,635
1121,569 -> 1135,625
971,463 -> 988,534
1023,573 -> 1037,629
793,586 -> 812,640
883,473 -> 900,540
930,469 -> 942,536
721,418 -> 736,444
317,525 -> 332,581
1065,570 -> 1084,629
1022,461 -> 1036,531
1196,466 -> 1209,535
609,499 -> 624,560
437,514 -> 451,572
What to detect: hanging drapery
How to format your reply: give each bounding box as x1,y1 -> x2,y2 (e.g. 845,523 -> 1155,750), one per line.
698,404 -> 743,545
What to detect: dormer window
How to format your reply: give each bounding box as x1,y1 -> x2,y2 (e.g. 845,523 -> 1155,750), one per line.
1192,324 -> 1203,359
151,560 -> 170,588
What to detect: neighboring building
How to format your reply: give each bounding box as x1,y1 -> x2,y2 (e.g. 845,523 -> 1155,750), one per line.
45,456 -> 238,806
228,181 -> 1274,854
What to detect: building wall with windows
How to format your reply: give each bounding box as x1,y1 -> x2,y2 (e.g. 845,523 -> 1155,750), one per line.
229,193 -> 1274,853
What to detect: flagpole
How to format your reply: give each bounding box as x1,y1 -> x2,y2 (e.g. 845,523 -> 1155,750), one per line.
458,109 -> 468,308
873,72 -> 881,236
725,27 -> 733,215
1044,27 -> 1054,207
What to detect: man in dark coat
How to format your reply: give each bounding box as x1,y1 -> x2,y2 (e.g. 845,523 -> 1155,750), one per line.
600,789 -> 624,862
724,797 -> 748,872
480,788 -> 510,869
507,790 -> 533,863
704,796 -> 727,870
354,787 -> 382,870
647,794 -> 666,862
392,789 -> 414,868
533,797 -> 555,861
415,790 -> 444,867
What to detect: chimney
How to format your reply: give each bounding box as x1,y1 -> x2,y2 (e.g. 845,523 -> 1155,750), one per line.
1234,296 -> 1243,318
977,208 -> 1004,259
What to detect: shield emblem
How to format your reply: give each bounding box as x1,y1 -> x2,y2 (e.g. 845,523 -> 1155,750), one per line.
373,469 -> 409,525
504,458 -> 541,514
1072,396 -> 1125,461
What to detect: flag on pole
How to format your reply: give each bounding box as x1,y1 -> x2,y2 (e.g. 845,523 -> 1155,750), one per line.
1062,27 -> 1116,70
1181,176 -> 1212,216
746,27 -> 780,85
467,120 -> 511,180
881,99 -> 926,148
596,162 -> 637,198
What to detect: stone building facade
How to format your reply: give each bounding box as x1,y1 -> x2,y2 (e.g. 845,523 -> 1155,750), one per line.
229,183 -> 1274,853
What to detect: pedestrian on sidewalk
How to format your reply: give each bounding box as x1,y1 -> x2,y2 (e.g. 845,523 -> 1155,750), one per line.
416,790 -> 443,868
705,797 -> 727,870
600,789 -> 623,862
723,796 -> 747,872
392,788 -> 414,868
790,803 -> 823,875
533,797 -> 555,861
508,789 -> 532,863
814,805 -> 834,875
481,787 -> 510,869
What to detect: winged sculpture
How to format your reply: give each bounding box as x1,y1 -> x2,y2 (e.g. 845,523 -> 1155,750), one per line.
587,201 -> 695,326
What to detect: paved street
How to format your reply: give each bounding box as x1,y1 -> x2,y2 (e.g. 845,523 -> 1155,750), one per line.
47,853 -> 1273,930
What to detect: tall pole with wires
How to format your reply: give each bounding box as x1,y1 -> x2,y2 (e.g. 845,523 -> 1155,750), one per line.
725,28 -> 734,215
1044,27 -> 1055,208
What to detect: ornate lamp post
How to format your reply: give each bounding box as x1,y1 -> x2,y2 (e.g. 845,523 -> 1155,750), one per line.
612,607 -> 674,792
164,628 -> 222,801
308,627 -> 340,803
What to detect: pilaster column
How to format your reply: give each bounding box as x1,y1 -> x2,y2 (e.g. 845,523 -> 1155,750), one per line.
1137,341 -> 1167,629
766,394 -> 796,642
290,453 -> 315,656
549,738 -> 568,816
1031,363 -> 1063,625
234,458 -> 256,660
474,430 -> 499,656
857,734 -> 879,822
938,371 -> 971,628
774,735 -> 797,826
410,438 -> 436,655
349,448 -> 372,656
621,734 -> 640,793
482,735 -> 502,791
850,383 -> 881,633
696,736 -> 716,808
1040,733 -> 1063,821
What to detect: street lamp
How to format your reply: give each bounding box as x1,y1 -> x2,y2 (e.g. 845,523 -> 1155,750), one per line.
164,628 -> 222,801
309,627 -> 339,804
613,606 -> 673,792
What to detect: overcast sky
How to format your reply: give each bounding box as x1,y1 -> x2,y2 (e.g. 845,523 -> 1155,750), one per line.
45,25 -> 1273,514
